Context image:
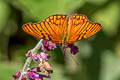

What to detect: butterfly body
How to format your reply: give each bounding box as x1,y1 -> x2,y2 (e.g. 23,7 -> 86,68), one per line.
22,14 -> 102,44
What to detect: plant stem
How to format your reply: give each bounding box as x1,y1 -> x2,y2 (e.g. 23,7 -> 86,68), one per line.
19,39 -> 43,80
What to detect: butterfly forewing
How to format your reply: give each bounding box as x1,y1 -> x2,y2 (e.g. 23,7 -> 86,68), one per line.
22,23 -> 44,38
68,14 -> 102,43
22,14 -> 68,44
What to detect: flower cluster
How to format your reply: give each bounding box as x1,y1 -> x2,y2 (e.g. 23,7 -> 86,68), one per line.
13,51 -> 52,80
41,39 -> 56,52
13,39 -> 79,80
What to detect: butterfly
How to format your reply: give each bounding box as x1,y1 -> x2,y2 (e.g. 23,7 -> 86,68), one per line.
22,14 -> 102,44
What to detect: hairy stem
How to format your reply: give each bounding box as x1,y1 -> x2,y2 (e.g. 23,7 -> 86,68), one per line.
19,39 -> 43,80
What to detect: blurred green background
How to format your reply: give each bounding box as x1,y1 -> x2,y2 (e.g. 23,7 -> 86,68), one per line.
0,0 -> 120,80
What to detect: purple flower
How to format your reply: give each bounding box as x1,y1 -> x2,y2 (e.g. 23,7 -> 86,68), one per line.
31,52 -> 38,62
21,75 -> 27,80
13,71 -> 21,80
37,52 -> 51,61
41,39 -> 56,52
26,50 -> 38,62
48,42 -> 56,50
27,72 -> 51,80
28,67 -> 41,73
68,44 -> 79,55
26,50 -> 32,57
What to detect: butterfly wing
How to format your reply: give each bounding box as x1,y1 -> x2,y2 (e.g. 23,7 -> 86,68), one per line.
45,14 -> 68,43
67,14 -> 102,44
22,14 -> 68,44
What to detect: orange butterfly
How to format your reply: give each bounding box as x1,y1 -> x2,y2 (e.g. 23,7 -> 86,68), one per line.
22,14 -> 102,44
